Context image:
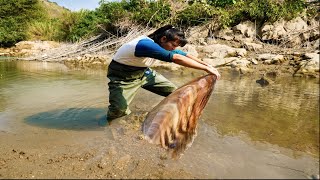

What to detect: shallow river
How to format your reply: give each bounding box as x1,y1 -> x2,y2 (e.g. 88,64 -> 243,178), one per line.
0,60 -> 319,178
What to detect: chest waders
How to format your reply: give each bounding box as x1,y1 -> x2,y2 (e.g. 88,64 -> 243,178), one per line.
105,60 -> 177,123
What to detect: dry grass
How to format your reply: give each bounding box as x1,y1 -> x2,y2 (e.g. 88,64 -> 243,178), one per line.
22,25 -> 153,61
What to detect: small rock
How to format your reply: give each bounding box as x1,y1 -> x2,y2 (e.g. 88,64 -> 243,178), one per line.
137,134 -> 144,140
240,67 -> 253,74
263,60 -> 272,65
97,162 -> 107,169
159,153 -> 168,160
108,147 -> 117,156
242,42 -> 263,51
256,76 -> 273,87
250,58 -> 258,65
115,155 -> 131,170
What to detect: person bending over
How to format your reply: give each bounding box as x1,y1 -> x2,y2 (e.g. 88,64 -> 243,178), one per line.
99,25 -> 220,126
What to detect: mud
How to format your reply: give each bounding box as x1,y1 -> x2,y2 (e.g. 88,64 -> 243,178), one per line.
0,110 -> 318,179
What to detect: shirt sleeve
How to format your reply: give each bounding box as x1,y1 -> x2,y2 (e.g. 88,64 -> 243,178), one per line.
134,39 -> 187,62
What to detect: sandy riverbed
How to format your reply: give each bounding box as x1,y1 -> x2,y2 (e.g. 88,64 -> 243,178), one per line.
0,110 -> 318,179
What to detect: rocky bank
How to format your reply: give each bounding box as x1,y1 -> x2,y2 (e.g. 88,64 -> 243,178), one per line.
0,17 -> 319,79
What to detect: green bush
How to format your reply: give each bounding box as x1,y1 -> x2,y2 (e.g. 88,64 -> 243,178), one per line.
209,0 -> 305,29
207,0 -> 237,7
281,0 -> 305,21
0,18 -> 24,47
244,0 -> 305,23
97,1 -> 128,26
27,19 -> 64,41
63,10 -> 101,42
0,0 -> 44,47
176,1 -> 214,27
131,0 -> 171,27
0,0 -> 309,45
97,0 -> 171,27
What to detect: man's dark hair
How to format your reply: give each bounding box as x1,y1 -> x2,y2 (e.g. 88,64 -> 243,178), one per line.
148,25 -> 188,47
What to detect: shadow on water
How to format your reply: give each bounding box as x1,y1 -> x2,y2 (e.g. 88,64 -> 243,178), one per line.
25,108 -> 107,131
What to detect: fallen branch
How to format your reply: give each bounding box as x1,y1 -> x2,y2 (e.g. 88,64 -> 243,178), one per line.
20,25 -> 152,62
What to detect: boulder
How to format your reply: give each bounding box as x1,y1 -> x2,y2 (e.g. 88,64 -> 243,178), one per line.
213,28 -> 234,41
232,21 -> 256,38
261,20 -> 287,41
229,59 -> 251,68
187,25 -> 209,44
299,53 -> 320,73
257,54 -> 284,64
13,41 -> 61,56
285,17 -> 308,33
199,44 -> 247,58
203,57 -> 238,67
261,17 -> 316,47
178,44 -> 199,57
242,42 -> 263,51
239,67 -> 253,74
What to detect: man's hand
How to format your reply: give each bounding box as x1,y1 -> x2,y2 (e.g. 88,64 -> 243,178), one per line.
206,65 -> 221,80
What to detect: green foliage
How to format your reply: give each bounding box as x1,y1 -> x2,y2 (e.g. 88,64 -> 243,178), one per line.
207,0 -> 237,7
0,18 -> 25,46
177,0 -> 306,28
122,0 -> 147,11
281,0 -> 305,21
203,0 -> 306,29
130,0 -> 171,26
0,0 -> 45,47
0,0 -> 310,45
97,1 -> 128,26
176,2 -> 214,26
96,0 -> 171,27
63,10 -> 102,42
244,0 -> 305,23
27,19 -> 64,41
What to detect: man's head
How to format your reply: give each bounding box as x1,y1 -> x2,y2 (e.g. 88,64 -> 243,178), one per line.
148,25 -> 188,51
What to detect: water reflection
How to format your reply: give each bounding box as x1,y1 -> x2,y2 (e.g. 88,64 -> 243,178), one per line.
0,60 -> 109,131
25,108 -> 106,131
204,76 -> 319,157
0,60 -> 319,158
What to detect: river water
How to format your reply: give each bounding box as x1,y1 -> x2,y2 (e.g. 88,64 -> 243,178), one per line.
0,60 -> 319,178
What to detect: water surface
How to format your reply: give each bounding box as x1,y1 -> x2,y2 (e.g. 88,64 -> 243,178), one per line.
0,60 -> 319,178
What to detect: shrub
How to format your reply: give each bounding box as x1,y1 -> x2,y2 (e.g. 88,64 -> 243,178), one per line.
0,0 -> 44,47
207,0 -> 237,7
244,0 -> 305,23
213,0 -> 306,28
0,0 -> 309,45
63,10 -> 102,42
175,1 -> 214,27
27,19 -> 64,41
97,1 -> 128,26
131,0 -> 171,27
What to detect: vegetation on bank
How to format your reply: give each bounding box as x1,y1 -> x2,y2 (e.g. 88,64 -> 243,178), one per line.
0,0 -> 317,47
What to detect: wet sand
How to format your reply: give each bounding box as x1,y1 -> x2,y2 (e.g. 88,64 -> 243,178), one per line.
0,110 -> 318,179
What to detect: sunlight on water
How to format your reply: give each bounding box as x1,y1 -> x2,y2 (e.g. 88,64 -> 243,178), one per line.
153,69 -> 319,158
204,75 -> 319,158
0,60 -> 319,159
0,60 -> 108,132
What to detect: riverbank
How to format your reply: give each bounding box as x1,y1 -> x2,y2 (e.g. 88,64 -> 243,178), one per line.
1,40 -> 319,80
0,17 -> 319,79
